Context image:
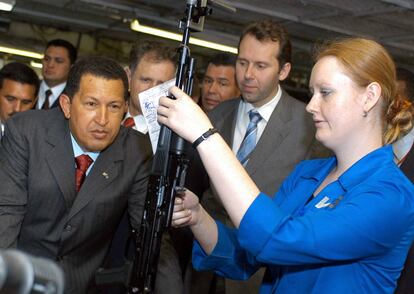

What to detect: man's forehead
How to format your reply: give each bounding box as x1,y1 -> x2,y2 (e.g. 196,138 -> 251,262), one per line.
45,46 -> 70,58
206,65 -> 235,79
79,74 -> 123,87
238,36 -> 280,58
1,79 -> 36,93
208,64 -> 235,71
138,54 -> 175,69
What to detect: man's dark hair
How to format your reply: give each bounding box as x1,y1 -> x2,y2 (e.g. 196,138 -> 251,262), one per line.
46,39 -> 78,65
129,40 -> 177,73
238,20 -> 292,66
208,52 -> 237,68
0,62 -> 40,96
63,57 -> 129,101
397,67 -> 414,102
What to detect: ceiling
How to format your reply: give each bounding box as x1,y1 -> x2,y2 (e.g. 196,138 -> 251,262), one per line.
1,0 -> 414,98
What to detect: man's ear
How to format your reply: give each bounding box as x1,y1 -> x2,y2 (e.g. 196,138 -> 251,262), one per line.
363,82 -> 381,113
59,94 -> 71,119
125,66 -> 131,91
278,62 -> 291,82
124,100 -> 129,114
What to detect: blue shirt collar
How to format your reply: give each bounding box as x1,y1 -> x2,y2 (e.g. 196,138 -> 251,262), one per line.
70,133 -> 100,162
300,145 -> 395,192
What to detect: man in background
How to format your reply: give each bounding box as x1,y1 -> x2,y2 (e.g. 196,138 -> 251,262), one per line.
124,40 -> 176,135
201,52 -> 240,112
36,39 -> 77,109
392,67 -> 414,168
0,62 -> 39,137
104,40 -> 182,293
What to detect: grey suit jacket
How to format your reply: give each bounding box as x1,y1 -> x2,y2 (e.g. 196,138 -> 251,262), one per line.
0,108 -> 152,293
190,90 -> 317,294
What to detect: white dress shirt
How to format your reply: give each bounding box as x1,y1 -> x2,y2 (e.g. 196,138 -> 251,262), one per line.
123,112 -> 148,135
36,81 -> 66,109
232,85 -> 282,154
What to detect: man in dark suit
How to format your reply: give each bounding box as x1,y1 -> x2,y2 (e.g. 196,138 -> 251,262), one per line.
187,20 -> 319,294
35,39 -> 77,110
394,67 -> 414,294
0,57 -> 151,293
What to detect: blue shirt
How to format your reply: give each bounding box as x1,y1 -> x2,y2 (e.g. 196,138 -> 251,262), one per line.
70,134 -> 99,175
193,145 -> 414,293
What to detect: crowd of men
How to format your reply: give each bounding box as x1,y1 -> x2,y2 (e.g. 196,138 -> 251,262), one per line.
0,19 -> 413,294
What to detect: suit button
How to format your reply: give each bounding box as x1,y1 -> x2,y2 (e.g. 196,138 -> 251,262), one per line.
64,224 -> 73,231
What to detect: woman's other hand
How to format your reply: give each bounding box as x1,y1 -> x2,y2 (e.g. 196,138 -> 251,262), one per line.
171,189 -> 201,228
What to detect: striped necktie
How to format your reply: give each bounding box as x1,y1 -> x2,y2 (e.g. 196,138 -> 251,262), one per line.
236,110 -> 262,166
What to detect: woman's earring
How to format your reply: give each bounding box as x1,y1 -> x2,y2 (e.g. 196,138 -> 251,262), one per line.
362,110 -> 368,117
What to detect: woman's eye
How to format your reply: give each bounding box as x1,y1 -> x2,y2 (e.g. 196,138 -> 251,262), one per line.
320,89 -> 332,97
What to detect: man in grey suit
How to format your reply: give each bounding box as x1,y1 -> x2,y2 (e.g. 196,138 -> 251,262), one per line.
0,57 -> 151,293
188,20 -> 318,294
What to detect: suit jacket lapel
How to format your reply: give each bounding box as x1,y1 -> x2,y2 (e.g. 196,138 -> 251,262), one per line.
246,91 -> 292,175
67,132 -> 124,220
45,112 -> 76,209
214,100 -> 239,146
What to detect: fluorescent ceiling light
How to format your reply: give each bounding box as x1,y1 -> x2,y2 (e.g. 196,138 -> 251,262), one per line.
0,46 -> 43,59
30,60 -> 43,68
0,0 -> 16,12
130,20 -> 237,54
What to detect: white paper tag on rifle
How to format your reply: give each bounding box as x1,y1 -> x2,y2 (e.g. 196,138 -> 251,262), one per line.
138,79 -> 176,154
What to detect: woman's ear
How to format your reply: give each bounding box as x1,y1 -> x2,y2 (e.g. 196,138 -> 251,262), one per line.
363,82 -> 382,113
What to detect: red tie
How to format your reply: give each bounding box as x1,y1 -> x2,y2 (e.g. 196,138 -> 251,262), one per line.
75,154 -> 93,193
123,117 -> 135,128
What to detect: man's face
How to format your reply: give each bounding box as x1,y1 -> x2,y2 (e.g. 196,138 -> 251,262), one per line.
0,79 -> 37,123
128,54 -> 176,115
42,46 -> 72,87
236,34 -> 290,108
60,74 -> 127,152
201,64 -> 240,112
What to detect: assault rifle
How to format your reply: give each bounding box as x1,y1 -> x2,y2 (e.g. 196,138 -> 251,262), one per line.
95,1 -> 235,293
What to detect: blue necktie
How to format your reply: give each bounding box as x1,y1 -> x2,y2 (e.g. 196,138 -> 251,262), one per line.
236,110 -> 262,166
